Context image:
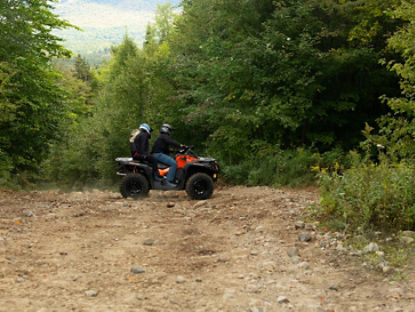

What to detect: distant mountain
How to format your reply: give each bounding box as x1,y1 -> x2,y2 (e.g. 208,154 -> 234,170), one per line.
53,0 -> 181,65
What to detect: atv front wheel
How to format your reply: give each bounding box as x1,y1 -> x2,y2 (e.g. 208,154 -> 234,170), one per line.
120,174 -> 149,198
185,173 -> 214,200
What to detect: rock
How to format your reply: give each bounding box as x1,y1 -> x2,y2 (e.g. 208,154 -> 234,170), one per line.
247,283 -> 261,293
335,232 -> 344,240
166,202 -> 175,208
15,277 -> 25,283
143,238 -> 155,246
290,256 -> 301,263
295,221 -> 305,229
85,290 -> 99,297
379,262 -> 392,273
260,261 -> 275,272
336,242 -> 347,253
130,266 -> 145,274
277,296 -> 289,304
350,250 -> 362,257
297,262 -> 310,270
363,242 -> 379,254
255,225 -> 265,232
287,247 -> 300,257
298,232 -> 312,242
176,276 -> 186,283
193,201 -> 208,208
320,240 -> 330,249
22,209 -> 34,217
400,236 -> 414,244
323,232 -> 333,239
304,223 -> 315,231
388,288 -> 403,299
401,231 -> 415,237
375,251 -> 385,258
223,288 -> 236,299
329,284 -> 338,291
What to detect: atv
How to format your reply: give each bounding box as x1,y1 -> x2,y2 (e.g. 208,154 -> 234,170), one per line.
115,146 -> 219,200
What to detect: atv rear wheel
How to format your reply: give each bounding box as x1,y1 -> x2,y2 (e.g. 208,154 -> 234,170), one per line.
120,174 -> 149,198
185,173 -> 214,200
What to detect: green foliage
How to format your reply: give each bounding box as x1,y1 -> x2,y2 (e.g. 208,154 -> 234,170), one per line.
42,117 -> 102,188
368,1 -> 415,161
318,161 -> 415,232
223,148 -> 317,187
222,146 -> 348,188
313,1 -> 415,236
0,0 -> 74,185
28,0 -> 411,193
165,0 -> 400,160
45,36 -> 151,186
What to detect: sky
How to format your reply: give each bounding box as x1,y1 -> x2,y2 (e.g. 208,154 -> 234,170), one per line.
54,0 -> 180,29
52,0 -> 181,55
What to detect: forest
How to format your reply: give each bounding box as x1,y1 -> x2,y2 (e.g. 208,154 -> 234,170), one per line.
1,0 -> 415,232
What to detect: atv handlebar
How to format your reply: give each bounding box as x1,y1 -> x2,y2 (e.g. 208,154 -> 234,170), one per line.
177,145 -> 196,156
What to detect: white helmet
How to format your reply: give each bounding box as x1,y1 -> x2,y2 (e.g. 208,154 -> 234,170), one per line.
160,123 -> 173,136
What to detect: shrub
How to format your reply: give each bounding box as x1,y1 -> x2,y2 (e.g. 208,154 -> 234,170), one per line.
0,149 -> 13,187
222,147 -> 347,188
317,161 -> 415,232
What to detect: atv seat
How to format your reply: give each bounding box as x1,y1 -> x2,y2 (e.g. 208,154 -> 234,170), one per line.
116,157 -> 151,166
116,157 -> 169,169
115,157 -> 133,165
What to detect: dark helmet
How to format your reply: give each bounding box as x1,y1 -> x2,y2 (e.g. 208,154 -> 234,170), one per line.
160,123 -> 174,136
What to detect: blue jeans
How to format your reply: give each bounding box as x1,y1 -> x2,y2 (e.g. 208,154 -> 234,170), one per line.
153,153 -> 177,182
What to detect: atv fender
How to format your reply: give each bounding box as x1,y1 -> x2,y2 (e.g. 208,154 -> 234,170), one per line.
183,163 -> 217,181
117,162 -> 154,188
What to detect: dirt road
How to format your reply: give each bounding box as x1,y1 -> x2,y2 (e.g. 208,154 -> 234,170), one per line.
0,186 -> 414,311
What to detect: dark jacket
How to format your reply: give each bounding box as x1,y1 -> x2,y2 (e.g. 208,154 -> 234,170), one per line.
133,131 -> 151,157
152,134 -> 181,154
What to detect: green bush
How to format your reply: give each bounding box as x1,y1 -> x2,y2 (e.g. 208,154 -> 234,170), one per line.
222,147 -> 347,188
318,161 -> 415,232
0,149 -> 13,187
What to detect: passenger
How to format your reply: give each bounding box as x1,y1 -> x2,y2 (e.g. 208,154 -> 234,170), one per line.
131,123 -> 163,182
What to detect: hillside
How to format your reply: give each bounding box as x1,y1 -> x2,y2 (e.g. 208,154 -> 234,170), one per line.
53,0 -> 181,64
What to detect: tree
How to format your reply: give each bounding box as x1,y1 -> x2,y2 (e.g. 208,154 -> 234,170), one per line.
369,1 -> 415,160
0,0 -> 73,183
165,0 -> 401,163
73,54 -> 91,82
154,3 -> 175,44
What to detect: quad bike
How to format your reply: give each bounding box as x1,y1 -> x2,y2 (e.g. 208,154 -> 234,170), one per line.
115,146 -> 219,200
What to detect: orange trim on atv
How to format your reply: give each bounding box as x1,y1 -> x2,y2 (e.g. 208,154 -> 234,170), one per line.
176,155 -> 197,169
158,168 -> 169,176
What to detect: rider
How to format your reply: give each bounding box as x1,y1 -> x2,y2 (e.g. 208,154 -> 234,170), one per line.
152,123 -> 185,186
131,123 -> 163,182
